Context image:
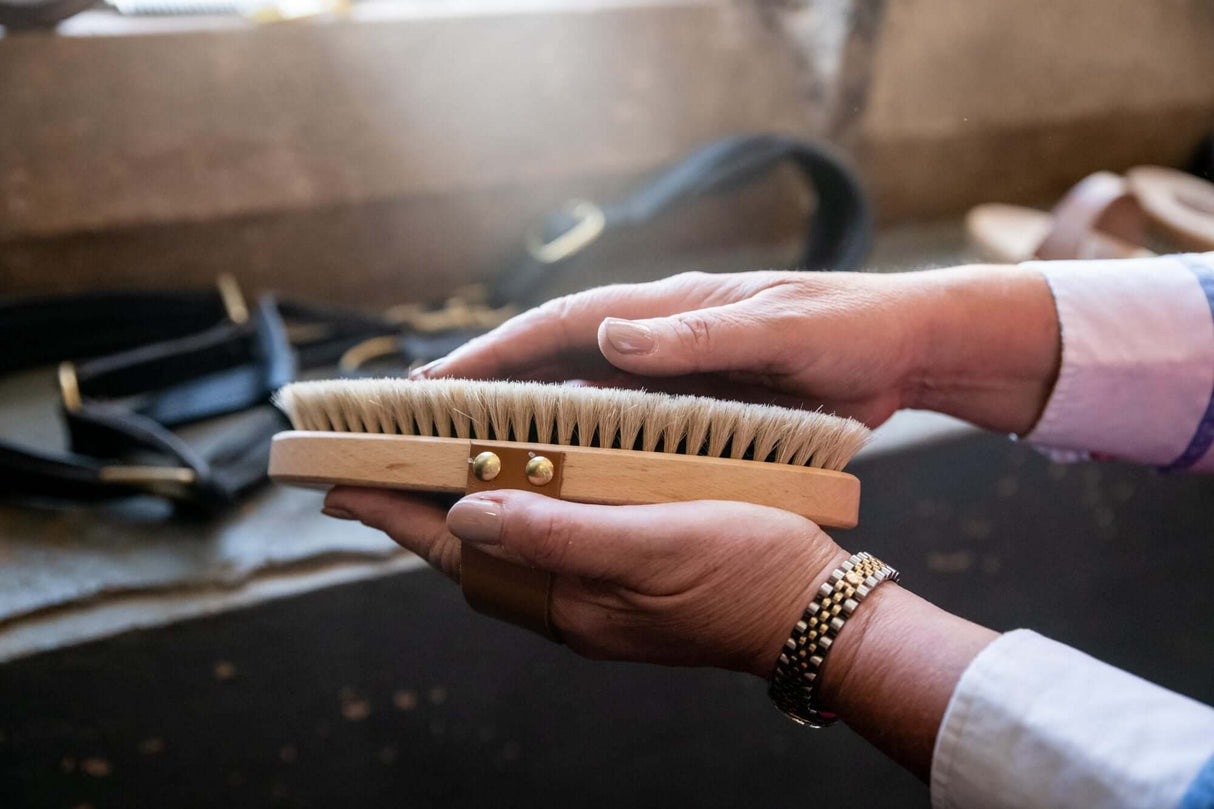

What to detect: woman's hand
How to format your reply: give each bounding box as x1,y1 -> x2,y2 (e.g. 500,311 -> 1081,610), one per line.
416,266 -> 1061,433
324,486 -> 846,677
324,486 -> 998,778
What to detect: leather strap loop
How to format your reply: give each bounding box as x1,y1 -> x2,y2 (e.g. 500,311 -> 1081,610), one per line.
460,546 -> 559,641
459,443 -> 566,642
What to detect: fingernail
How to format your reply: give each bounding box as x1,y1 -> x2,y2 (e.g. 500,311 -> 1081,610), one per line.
447,497 -> 502,543
603,319 -> 655,355
322,505 -> 356,521
410,359 -> 444,379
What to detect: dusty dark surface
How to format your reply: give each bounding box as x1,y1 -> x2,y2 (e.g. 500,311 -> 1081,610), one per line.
2,432 -> 1212,808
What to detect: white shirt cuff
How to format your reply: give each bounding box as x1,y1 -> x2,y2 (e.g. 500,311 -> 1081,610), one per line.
931,630 -> 1214,809
1023,254 -> 1214,470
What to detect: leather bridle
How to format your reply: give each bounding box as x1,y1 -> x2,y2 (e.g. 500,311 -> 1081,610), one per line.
0,134 -> 872,514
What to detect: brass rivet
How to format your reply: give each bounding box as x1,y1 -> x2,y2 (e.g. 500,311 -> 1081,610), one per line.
472,451 -> 501,481
525,456 -> 555,486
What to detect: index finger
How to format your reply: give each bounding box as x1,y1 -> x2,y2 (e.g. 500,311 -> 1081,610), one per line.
325,487 -> 463,582
417,272 -> 744,381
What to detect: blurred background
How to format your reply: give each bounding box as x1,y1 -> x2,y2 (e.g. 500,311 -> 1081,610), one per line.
1,1 -> 1213,807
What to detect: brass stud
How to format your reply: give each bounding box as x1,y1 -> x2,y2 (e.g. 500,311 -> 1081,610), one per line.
472,451 -> 501,481
525,455 -> 555,486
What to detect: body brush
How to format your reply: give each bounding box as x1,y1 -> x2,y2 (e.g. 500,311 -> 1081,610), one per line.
269,378 -> 870,638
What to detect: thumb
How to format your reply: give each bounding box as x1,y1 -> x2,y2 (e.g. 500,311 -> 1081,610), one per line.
446,490 -> 665,581
444,491 -> 807,584
596,303 -> 779,376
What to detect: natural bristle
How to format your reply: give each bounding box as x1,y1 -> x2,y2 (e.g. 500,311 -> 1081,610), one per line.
275,379 -> 870,471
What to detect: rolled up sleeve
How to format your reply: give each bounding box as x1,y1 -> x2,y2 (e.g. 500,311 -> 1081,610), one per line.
1023,253 -> 1214,472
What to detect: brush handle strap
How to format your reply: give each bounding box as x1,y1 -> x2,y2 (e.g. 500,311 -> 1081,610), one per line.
459,443 -> 565,642
460,547 -> 559,641
768,551 -> 900,727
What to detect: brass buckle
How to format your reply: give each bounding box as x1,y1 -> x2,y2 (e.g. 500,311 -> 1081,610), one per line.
59,369 -> 197,495
383,284 -> 516,334
58,361 -> 82,412
338,336 -> 404,373
216,273 -> 249,325
345,283 -> 522,371
525,199 -> 605,264
97,465 -> 198,498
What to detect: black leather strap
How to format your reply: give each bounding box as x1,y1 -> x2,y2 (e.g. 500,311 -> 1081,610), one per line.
0,291 -> 229,374
0,291 -> 392,513
490,134 -> 872,307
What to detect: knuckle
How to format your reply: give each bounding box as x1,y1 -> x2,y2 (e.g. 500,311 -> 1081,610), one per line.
439,543 -> 461,580
669,270 -> 711,287
662,271 -> 716,298
536,294 -> 578,323
534,292 -> 599,346
426,529 -> 460,578
517,507 -> 575,571
671,312 -> 715,355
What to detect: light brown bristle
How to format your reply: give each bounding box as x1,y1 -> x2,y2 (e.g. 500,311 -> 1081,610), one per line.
275,379 -> 870,471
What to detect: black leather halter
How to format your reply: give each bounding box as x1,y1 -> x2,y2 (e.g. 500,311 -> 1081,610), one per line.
0,134 -> 872,514
0,287 -> 392,513
493,134 -> 872,307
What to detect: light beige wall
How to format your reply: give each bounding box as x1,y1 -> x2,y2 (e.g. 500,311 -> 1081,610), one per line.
0,6 -> 817,302
860,0 -> 1214,218
3,0 -> 1213,303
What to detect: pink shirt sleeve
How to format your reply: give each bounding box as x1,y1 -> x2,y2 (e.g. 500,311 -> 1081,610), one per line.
1023,253 -> 1214,472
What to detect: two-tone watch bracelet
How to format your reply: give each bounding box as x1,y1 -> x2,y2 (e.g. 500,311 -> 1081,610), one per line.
768,551 -> 901,727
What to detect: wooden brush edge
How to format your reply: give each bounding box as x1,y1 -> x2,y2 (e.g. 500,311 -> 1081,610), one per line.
269,431 -> 861,529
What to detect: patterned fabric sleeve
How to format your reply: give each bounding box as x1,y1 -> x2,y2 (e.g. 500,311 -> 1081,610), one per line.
1180,755 -> 1214,809
1022,253 -> 1214,472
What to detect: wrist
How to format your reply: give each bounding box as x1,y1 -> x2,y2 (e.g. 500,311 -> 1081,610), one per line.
815,582 -> 998,779
748,545 -> 848,679
902,264 -> 1062,434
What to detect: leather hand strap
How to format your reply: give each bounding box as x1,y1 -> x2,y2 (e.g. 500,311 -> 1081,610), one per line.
458,443 -> 566,642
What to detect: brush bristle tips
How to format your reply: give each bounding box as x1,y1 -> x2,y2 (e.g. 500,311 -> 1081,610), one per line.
277,379 -> 869,471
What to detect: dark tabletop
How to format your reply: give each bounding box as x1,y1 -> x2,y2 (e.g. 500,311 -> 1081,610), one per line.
2,431 -> 1211,809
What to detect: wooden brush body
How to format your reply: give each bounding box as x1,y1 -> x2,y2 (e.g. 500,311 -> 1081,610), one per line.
270,432 -> 860,528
